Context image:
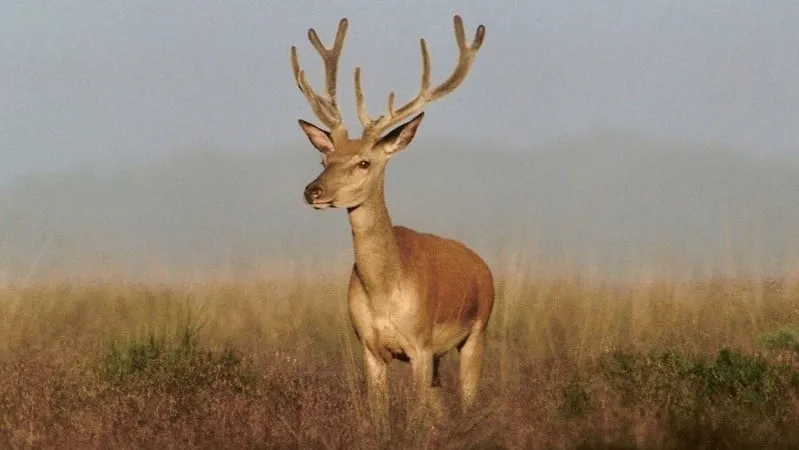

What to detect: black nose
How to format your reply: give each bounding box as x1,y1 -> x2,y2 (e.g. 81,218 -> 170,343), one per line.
304,184 -> 323,203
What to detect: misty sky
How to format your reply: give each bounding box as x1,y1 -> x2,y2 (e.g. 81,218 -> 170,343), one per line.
1,1 -> 798,184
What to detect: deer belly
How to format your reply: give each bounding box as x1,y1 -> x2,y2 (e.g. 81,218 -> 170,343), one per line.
431,323 -> 471,354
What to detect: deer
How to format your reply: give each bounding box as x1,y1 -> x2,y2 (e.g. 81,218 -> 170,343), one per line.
290,15 -> 494,418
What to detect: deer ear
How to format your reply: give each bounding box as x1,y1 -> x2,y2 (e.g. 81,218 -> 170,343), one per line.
377,112 -> 424,155
298,120 -> 335,154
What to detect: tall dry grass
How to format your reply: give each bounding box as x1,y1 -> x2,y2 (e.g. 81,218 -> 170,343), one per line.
2,265 -> 799,448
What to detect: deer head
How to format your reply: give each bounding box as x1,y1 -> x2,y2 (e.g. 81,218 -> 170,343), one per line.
291,16 -> 485,210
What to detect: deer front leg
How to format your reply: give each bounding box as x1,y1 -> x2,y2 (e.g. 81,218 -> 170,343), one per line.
364,346 -> 388,428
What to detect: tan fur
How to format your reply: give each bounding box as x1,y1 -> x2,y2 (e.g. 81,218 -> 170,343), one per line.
347,225 -> 494,357
395,226 -> 493,346
344,191 -> 494,413
291,15 -> 493,416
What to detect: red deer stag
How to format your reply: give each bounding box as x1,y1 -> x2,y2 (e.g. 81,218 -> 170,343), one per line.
290,15 -> 494,415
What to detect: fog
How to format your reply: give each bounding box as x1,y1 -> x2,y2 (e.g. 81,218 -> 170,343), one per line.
1,2 -> 798,280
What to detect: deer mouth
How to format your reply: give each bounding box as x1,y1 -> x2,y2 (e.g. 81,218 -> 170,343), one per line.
311,201 -> 334,210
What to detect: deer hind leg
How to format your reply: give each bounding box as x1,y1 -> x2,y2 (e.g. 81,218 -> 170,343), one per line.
411,350 -> 445,419
458,326 -> 485,409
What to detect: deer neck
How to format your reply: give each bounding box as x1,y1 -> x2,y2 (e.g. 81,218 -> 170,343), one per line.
347,176 -> 402,296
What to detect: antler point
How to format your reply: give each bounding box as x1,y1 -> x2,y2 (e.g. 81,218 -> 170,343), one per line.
474,25 -> 486,46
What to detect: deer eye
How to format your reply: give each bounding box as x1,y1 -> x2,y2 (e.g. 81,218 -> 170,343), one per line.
357,160 -> 371,169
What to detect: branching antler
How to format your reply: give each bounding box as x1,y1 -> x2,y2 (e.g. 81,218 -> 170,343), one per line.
291,18 -> 349,138
292,16 -> 486,142
355,15 -> 486,139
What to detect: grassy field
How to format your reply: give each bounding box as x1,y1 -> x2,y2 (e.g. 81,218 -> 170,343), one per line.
2,267 -> 799,449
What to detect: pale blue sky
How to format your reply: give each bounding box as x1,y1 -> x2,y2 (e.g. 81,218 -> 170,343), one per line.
1,1 -> 798,182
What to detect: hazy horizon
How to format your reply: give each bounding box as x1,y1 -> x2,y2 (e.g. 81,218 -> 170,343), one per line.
3,132 -> 799,281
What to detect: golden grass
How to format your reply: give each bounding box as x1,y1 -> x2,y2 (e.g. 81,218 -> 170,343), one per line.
1,268 -> 799,448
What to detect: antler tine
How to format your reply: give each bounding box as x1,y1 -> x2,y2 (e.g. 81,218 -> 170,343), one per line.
358,15 -> 485,139
307,18 -> 348,103
291,18 -> 349,136
429,15 -> 484,99
354,67 -> 369,128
